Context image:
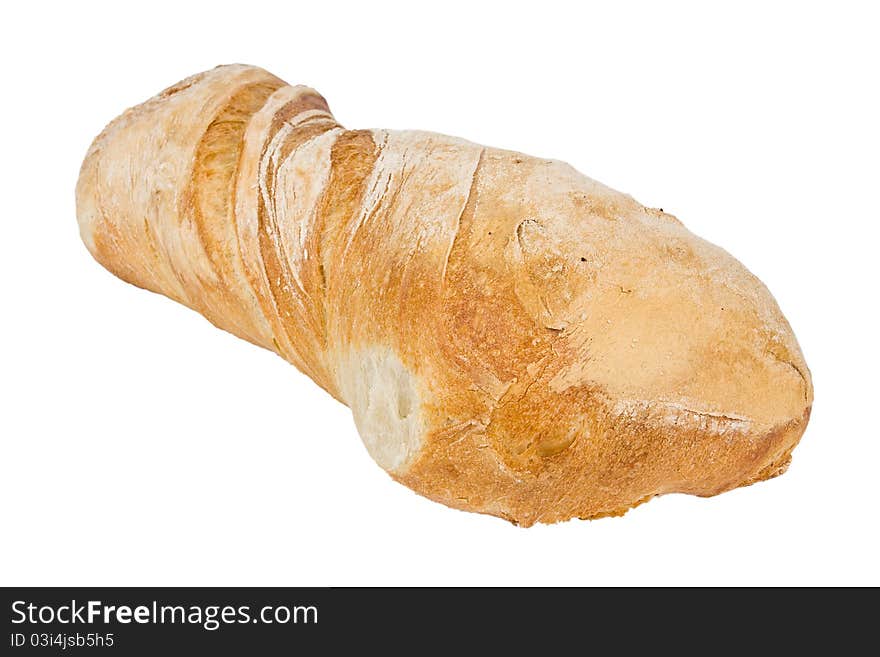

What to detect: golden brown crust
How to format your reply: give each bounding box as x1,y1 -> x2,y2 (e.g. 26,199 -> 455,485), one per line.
76,65 -> 813,525
186,79 -> 284,340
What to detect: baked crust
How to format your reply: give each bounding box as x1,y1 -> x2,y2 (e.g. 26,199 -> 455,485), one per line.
77,65 -> 813,525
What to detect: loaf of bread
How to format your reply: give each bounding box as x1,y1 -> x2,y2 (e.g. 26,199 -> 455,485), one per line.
76,65 -> 812,525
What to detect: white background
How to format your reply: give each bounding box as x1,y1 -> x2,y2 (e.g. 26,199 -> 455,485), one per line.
1,1 -> 877,586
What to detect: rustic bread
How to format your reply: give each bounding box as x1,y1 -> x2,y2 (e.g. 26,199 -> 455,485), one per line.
76,65 -> 813,525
